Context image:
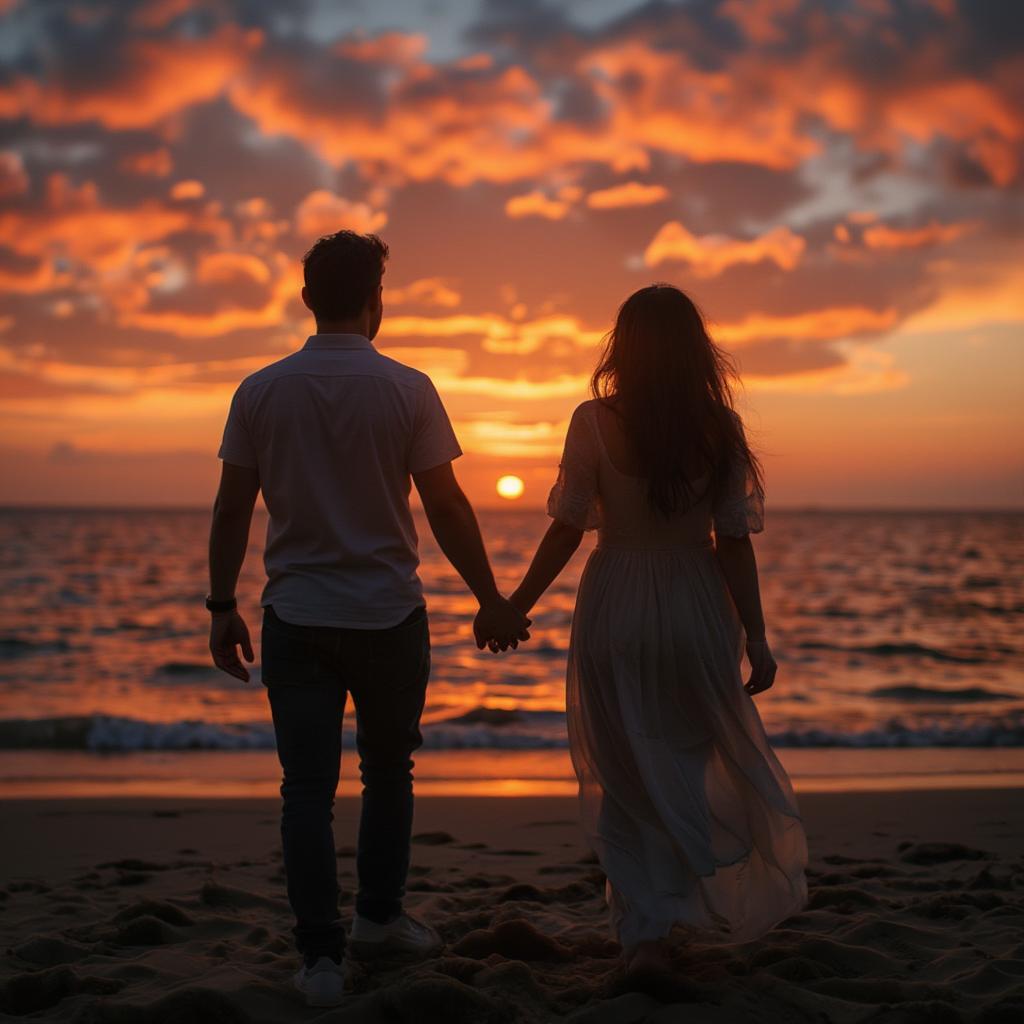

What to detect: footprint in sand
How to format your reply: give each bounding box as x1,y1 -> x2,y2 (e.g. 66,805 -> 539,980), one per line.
0,966 -> 123,1016
11,935 -> 92,967
898,842 -> 993,865
452,918 -> 574,963
199,879 -> 287,910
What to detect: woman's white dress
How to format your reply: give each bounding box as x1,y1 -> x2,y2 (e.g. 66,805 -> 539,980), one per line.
547,400 -> 808,951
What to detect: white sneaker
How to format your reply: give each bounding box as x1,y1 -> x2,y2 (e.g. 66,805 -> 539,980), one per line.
293,955 -> 348,1007
349,910 -> 443,959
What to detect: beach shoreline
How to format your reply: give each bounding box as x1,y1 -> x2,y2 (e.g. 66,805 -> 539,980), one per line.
5,746 -> 1024,800
3,788 -> 1022,1021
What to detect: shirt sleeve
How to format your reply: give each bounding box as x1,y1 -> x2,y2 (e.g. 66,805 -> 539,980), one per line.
408,377 -> 463,474
217,385 -> 258,469
547,402 -> 602,531
711,411 -> 765,537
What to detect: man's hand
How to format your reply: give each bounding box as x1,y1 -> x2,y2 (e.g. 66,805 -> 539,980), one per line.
744,638 -> 777,696
474,596 -> 531,654
210,610 -> 255,682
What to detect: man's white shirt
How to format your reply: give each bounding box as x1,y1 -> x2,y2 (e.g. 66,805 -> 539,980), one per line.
218,333 -> 462,628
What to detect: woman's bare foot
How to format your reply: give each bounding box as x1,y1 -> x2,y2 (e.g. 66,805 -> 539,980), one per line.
623,936 -> 672,976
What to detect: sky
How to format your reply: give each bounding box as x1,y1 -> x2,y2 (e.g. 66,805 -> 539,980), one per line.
0,0 -> 1021,509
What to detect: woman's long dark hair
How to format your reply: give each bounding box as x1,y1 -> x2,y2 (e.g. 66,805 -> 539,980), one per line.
590,283 -> 764,518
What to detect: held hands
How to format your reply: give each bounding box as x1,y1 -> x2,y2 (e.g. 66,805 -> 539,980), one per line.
209,610 -> 255,682
474,595 -> 531,654
744,638 -> 777,696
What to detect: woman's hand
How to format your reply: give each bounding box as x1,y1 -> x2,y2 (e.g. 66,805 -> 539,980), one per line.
508,588 -> 532,617
473,596 -> 531,653
744,638 -> 776,696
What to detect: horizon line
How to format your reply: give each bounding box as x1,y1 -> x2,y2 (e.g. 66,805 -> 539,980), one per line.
1,503 -> 1021,514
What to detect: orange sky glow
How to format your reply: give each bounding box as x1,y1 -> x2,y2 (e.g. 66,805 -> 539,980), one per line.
0,0 -> 1021,509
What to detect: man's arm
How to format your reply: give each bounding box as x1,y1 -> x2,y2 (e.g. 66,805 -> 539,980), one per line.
412,461 -> 530,652
208,461 -> 260,681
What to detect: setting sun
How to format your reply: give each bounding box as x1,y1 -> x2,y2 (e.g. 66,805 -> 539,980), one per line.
496,475 -> 525,500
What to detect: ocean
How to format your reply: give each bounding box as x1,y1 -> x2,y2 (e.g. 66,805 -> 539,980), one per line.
1,507 -> 1022,796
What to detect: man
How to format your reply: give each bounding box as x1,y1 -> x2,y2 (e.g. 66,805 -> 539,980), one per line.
207,230 -> 530,1008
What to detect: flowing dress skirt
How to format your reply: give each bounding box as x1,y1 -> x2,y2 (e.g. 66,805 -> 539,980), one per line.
566,541 -> 808,950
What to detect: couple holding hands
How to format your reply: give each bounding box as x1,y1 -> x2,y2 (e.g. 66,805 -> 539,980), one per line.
208,229 -> 807,1007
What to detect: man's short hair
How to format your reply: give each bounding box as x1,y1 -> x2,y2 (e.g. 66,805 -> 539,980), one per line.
302,230 -> 389,321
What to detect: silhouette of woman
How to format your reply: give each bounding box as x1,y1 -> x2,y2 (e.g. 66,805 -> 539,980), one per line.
510,283 -> 808,976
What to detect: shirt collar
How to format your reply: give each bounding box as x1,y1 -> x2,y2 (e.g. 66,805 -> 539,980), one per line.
302,333 -> 374,351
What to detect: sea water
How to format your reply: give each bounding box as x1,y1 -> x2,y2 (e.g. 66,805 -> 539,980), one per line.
1,507 -> 1021,795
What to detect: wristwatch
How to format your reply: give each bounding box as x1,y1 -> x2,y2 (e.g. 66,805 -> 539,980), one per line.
205,594 -> 237,613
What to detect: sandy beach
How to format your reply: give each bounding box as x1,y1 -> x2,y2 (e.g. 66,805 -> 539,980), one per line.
2,788 -> 1023,1022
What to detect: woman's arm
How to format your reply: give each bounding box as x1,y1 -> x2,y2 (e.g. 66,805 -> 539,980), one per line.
510,519 -> 585,616
714,533 -> 777,695
713,533 -> 765,639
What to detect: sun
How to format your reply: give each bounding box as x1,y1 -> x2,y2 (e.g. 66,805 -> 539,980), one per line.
496,475 -> 525,500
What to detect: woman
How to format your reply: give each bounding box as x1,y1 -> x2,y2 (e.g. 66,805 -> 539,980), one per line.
510,283 -> 808,976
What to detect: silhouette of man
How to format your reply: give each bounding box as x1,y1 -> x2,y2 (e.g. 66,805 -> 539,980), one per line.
207,230 -> 529,1005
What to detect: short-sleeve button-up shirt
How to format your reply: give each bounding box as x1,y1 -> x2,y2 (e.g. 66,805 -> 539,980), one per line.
218,333 -> 462,628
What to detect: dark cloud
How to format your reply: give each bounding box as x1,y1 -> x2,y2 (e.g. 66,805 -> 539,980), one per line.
464,0 -> 575,52
166,98 -> 328,210
729,338 -> 846,378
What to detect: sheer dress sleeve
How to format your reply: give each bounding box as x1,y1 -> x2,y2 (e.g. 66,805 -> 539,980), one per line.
711,411 -> 765,538
547,402 -> 602,531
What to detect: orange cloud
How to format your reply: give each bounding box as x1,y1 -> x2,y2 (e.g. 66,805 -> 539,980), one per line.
505,190 -> 570,220
294,190 -> 388,238
438,372 -> 590,401
195,250 -> 271,286
170,179 -> 205,200
374,346 -> 469,379
0,347 -> 270,397
721,0 -> 800,45
862,220 -> 978,250
382,312 -> 604,354
0,25 -> 261,129
452,417 -> 569,458
0,151 -> 29,198
898,261 -> 1024,335
334,31 -> 428,66
586,181 -> 669,209
881,79 -> 1022,184
230,55 -> 555,187
580,41 -> 822,171
715,306 -> 900,346
0,174 -> 226,270
0,260 -> 64,294
386,278 -> 461,308
644,221 -> 806,277
119,148 -> 173,177
116,254 -> 301,338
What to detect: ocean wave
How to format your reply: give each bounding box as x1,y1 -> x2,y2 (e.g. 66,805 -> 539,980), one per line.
2,711 -> 1024,751
0,636 -> 72,658
794,641 -> 1010,664
868,685 -> 1020,703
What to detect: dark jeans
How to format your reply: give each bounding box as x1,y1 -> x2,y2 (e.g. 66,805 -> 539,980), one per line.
261,602 -> 430,961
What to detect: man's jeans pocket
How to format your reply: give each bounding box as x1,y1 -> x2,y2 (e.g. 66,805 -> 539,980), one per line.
260,607 -> 328,687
